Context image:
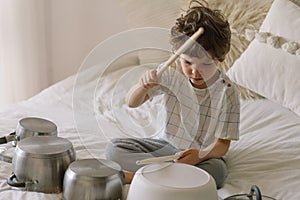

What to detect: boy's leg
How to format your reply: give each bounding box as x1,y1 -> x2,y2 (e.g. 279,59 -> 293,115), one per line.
195,158 -> 228,189
105,138 -> 180,172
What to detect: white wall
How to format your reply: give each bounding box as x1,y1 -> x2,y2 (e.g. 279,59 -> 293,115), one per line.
0,0 -> 50,106
0,0 -> 128,107
47,0 -> 129,83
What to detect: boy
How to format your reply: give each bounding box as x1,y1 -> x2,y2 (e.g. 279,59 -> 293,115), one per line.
105,0 -> 239,188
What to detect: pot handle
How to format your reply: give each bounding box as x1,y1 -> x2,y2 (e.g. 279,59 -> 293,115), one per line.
0,132 -> 16,145
0,136 -> 7,144
7,173 -> 26,188
248,185 -> 262,200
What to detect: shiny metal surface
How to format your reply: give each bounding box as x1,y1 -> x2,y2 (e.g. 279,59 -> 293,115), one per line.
224,185 -> 276,200
63,159 -> 124,200
0,117 -> 58,162
16,136 -> 73,158
9,136 -> 76,193
16,117 -> 57,140
0,117 -> 57,146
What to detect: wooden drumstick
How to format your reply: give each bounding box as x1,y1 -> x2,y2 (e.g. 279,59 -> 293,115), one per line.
136,154 -> 181,165
156,27 -> 205,78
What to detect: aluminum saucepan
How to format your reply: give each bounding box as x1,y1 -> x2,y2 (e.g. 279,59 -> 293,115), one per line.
63,158 -> 124,200
0,117 -> 57,146
7,136 -> 76,193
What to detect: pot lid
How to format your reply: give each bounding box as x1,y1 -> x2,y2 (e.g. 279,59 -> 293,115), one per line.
67,159 -> 121,180
15,136 -> 74,158
18,117 -> 57,133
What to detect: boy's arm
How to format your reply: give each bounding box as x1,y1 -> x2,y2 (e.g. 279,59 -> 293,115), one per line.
175,138 -> 231,165
199,138 -> 231,161
125,69 -> 158,108
125,84 -> 150,108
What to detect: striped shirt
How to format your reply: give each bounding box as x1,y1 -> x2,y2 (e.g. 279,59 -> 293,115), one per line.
148,65 -> 240,149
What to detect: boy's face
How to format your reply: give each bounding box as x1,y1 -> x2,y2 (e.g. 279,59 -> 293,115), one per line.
179,53 -> 218,89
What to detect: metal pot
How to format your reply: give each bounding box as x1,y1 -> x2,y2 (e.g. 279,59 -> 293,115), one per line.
224,185 -> 276,200
127,162 -> 218,200
63,158 -> 124,200
7,136 -> 76,193
0,117 -> 57,146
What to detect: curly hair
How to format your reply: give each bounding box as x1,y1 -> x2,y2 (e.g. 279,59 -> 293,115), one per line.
170,0 -> 231,62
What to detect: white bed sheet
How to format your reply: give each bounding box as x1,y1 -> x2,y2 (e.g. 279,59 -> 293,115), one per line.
219,99 -> 300,200
0,65 -> 299,200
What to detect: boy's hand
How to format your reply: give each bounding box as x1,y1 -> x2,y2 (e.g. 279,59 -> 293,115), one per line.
139,69 -> 159,89
175,148 -> 202,165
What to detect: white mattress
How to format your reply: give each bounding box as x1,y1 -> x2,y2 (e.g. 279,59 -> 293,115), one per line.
0,65 -> 299,200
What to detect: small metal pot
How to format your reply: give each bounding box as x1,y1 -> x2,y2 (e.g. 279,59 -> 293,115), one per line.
224,185 -> 276,200
63,158 -> 124,200
0,117 -> 57,146
7,136 -> 76,193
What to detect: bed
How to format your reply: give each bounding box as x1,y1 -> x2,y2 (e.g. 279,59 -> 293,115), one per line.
1,0 -> 300,199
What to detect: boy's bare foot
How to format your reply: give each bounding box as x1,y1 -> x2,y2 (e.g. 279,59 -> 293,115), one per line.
123,171 -> 134,184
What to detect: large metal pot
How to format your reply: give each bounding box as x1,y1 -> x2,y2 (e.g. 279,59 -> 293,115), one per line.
63,158 -> 124,200
0,117 -> 57,146
7,136 -> 76,193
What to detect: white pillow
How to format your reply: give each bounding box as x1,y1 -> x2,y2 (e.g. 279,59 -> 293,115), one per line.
227,0 -> 300,117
